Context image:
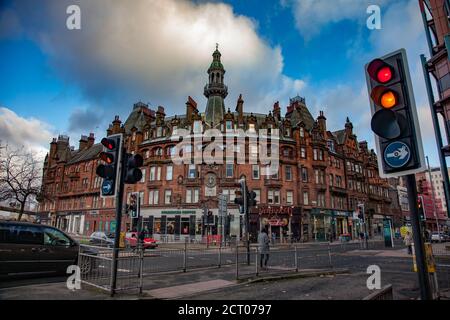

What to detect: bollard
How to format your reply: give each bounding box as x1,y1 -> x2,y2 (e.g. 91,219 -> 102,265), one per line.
218,246 -> 222,268
295,245 -> 298,272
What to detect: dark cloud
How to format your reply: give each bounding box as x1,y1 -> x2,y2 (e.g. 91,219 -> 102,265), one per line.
68,108 -> 104,133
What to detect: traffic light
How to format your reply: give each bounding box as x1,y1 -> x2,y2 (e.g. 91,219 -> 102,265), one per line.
365,49 -> 425,178
418,196 -> 425,221
129,193 -> 140,219
417,179 -> 424,194
207,211 -> 214,225
123,153 -> 143,184
96,134 -> 123,197
247,190 -> 257,208
234,178 -> 246,214
357,204 -> 365,221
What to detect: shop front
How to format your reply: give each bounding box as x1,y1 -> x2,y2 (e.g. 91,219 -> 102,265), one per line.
333,211 -> 351,239
249,206 -> 301,243
140,207 -> 240,243
310,209 -> 332,242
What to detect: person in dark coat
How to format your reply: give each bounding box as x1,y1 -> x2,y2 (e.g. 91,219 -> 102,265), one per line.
258,225 -> 270,269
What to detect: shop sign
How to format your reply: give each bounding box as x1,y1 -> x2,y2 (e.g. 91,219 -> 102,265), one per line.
259,206 -> 295,216
161,210 -> 197,215
334,211 -> 348,217
262,217 -> 288,226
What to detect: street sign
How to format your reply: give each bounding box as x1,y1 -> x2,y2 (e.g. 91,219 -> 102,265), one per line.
384,141 -> 411,168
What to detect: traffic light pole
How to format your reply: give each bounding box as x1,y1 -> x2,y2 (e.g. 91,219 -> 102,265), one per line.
110,150 -> 126,297
406,174 -> 432,300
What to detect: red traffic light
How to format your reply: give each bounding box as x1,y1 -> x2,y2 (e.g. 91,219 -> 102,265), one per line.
367,59 -> 395,84
377,66 -> 393,83
101,138 -> 116,150
100,152 -> 114,164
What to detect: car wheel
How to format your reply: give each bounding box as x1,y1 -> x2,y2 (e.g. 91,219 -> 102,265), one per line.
79,256 -> 94,275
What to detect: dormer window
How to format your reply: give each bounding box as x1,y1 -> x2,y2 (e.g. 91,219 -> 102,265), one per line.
172,126 -> 178,135
156,127 -> 163,138
248,123 -> 256,133
327,140 -> 335,152
144,131 -> 149,140
285,128 -> 291,137
299,127 -> 305,137
132,132 -> 136,141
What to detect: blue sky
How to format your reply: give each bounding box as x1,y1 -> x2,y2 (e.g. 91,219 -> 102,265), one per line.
0,0 -> 444,166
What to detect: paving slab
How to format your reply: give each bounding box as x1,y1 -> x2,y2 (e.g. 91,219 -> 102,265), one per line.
145,279 -> 235,299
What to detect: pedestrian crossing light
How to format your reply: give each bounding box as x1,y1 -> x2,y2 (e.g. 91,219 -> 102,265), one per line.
365,49 -> 425,178
96,134 -> 123,197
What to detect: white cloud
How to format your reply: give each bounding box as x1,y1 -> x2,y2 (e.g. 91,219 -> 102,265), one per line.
0,107 -> 54,159
11,0 -> 305,117
288,0 -> 389,40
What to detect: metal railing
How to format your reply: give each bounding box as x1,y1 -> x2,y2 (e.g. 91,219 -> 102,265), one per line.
78,239 -> 402,293
362,284 -> 394,300
78,244 -> 144,293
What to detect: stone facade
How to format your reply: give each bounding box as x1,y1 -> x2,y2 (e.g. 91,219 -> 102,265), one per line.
38,48 -> 399,242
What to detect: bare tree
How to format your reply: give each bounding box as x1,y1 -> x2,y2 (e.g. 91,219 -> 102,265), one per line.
0,145 -> 43,221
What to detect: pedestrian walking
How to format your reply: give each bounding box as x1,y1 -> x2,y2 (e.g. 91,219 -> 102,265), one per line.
404,231 -> 413,255
258,226 -> 270,269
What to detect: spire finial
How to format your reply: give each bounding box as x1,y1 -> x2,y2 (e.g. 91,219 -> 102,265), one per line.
216,43 -> 219,51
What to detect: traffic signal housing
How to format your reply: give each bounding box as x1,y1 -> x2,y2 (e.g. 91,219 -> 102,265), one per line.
365,49 -> 425,178
96,134 -> 123,197
129,193 -> 140,219
234,179 -> 246,214
247,190 -> 257,208
124,153 -> 143,184
418,196 -> 425,222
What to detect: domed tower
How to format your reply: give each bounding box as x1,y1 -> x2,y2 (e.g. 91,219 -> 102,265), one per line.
204,44 -> 228,129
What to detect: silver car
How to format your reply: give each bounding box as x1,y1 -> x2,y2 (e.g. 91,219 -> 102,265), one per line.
89,231 -> 115,247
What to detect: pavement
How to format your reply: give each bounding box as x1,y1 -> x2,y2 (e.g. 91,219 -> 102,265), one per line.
0,241 -> 418,300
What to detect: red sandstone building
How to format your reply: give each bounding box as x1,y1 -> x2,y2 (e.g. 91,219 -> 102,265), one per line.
38,48 -> 399,242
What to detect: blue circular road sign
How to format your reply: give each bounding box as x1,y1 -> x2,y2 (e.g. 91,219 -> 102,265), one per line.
384,141 -> 411,168
102,179 -> 113,195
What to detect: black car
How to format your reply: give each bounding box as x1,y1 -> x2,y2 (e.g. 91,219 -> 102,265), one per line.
0,221 -> 96,277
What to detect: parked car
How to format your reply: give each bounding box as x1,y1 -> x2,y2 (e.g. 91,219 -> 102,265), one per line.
0,221 -> 96,277
89,231 -> 115,247
431,232 -> 447,243
125,232 -> 158,249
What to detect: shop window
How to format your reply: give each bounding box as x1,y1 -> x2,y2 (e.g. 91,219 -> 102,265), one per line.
181,218 -> 190,235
